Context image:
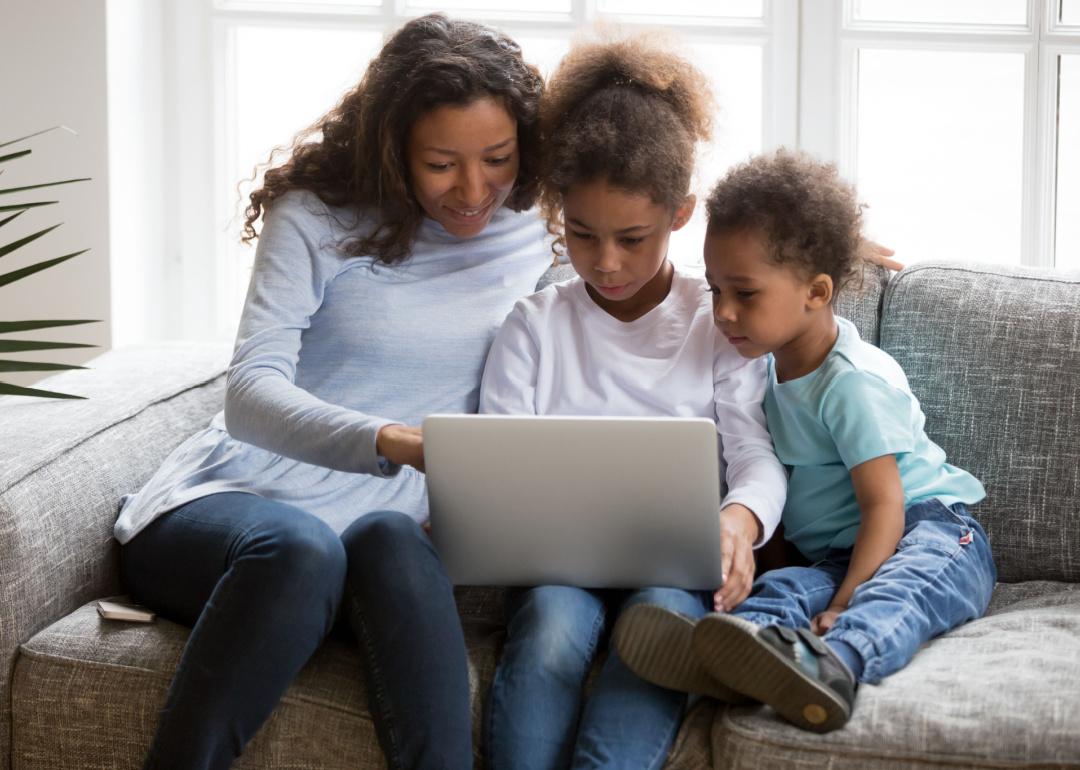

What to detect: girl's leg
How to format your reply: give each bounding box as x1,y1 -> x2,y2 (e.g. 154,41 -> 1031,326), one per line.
120,492 -> 348,770
824,500 -> 996,683
341,511 -> 472,770
570,587 -> 711,770
486,585 -> 607,770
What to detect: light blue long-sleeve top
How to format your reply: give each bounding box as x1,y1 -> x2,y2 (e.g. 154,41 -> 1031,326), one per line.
114,190 -> 552,543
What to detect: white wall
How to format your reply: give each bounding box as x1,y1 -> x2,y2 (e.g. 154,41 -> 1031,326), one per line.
1,0 -> 111,388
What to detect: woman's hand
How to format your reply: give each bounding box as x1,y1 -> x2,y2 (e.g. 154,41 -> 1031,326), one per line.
375,423 -> 425,472
713,503 -> 762,613
858,238 -> 904,271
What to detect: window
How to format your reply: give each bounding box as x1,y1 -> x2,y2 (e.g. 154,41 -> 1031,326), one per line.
802,0 -> 1080,268
119,1 -> 1076,344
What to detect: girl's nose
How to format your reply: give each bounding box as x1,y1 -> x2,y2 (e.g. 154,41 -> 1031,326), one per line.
713,295 -> 736,322
595,240 -> 620,273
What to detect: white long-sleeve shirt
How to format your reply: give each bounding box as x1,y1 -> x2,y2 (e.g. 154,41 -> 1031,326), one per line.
479,268 -> 787,544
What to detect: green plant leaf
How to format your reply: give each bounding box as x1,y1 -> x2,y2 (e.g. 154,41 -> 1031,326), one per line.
0,201 -> 57,213
0,126 -> 78,149
0,359 -> 87,373
0,319 -> 99,333
0,149 -> 31,165
0,179 -> 90,196
0,380 -> 85,399
0,249 -> 88,287
0,223 -> 62,259
0,340 -> 96,353
0,211 -> 26,229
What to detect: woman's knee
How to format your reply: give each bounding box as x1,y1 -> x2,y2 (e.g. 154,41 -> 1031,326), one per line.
341,510 -> 426,560
246,514 -> 347,602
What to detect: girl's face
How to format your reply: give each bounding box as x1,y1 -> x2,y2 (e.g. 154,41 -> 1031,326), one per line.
407,97 -> 520,238
563,180 -> 694,320
703,228 -> 819,359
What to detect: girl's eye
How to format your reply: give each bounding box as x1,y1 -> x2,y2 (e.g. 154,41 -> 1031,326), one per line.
707,286 -> 721,296
486,155 -> 512,166
736,290 -> 757,299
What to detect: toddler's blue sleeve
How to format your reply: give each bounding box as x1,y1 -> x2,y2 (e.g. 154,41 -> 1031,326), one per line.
820,370 -> 916,470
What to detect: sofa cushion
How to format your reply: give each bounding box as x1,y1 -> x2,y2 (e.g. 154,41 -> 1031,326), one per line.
11,597 -> 713,769
711,581 -> 1080,769
879,262 -> 1080,583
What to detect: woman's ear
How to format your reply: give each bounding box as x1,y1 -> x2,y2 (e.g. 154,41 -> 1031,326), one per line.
807,273 -> 834,308
671,194 -> 697,231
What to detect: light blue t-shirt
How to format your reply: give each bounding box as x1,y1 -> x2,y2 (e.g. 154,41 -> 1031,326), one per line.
765,316 -> 985,562
114,190 -> 552,544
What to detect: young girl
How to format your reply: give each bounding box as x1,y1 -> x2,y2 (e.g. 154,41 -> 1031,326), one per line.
613,150 -> 997,734
478,37 -> 788,769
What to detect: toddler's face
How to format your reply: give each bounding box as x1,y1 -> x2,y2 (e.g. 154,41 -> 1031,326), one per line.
703,228 -> 813,359
562,180 -> 691,317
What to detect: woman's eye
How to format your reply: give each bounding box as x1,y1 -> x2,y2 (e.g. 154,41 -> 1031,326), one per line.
486,155 -> 512,166
620,237 -> 644,247
425,162 -> 451,172
568,230 -> 593,240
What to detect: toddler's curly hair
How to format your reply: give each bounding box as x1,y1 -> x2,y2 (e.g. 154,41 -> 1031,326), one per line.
539,32 -> 714,256
706,150 -> 864,298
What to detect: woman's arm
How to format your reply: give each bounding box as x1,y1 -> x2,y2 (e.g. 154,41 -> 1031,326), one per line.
811,454 -> 905,634
224,193 -> 403,476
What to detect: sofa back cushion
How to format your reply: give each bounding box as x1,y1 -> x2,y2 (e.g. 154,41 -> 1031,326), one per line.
879,261 -> 1080,583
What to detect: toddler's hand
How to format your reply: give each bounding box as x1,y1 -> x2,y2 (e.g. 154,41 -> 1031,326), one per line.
811,605 -> 845,635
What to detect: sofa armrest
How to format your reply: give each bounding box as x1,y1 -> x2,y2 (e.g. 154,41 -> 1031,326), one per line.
0,343 -> 228,767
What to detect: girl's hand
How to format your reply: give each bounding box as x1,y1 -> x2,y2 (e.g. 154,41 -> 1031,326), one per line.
858,238 -> 904,271
713,503 -> 761,613
811,605 -> 845,635
375,423 -> 425,472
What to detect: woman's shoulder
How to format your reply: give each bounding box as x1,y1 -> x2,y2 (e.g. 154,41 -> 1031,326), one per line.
265,189 -> 376,238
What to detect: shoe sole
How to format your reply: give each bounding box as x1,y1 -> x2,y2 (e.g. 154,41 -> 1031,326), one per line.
692,615 -> 850,733
612,605 -> 747,703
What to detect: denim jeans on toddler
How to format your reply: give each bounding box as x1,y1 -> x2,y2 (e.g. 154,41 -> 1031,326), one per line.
486,585 -> 712,770
733,498 -> 996,683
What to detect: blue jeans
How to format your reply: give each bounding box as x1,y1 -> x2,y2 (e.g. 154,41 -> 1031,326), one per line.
121,493 -> 471,770
733,499 -> 997,683
486,585 -> 712,770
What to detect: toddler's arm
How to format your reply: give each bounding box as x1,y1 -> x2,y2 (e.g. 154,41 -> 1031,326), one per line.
811,454 -> 905,634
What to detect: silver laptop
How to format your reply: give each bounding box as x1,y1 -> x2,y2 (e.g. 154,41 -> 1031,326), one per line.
423,414 -> 724,590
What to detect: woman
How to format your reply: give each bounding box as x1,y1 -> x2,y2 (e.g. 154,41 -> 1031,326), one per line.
115,14 -> 561,770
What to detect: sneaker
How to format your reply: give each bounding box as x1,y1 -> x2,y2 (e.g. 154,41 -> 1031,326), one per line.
612,604 -> 748,703
692,614 -> 856,733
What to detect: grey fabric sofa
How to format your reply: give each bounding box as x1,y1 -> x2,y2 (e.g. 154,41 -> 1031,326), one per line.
2,261 -> 1079,769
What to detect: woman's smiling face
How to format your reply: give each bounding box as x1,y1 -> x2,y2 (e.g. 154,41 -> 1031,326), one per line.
407,97 -> 520,238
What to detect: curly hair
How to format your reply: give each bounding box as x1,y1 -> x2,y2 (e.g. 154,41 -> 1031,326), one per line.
241,13 -> 544,264
705,150 -> 864,299
538,32 -> 714,256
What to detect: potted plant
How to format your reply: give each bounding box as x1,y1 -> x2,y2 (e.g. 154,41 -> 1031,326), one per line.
0,126 -> 96,399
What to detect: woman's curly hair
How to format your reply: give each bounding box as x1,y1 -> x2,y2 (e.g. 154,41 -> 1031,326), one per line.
706,149 -> 864,299
241,13 -> 544,264
538,32 -> 714,256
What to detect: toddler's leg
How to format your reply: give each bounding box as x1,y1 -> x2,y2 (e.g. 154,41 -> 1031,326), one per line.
570,587 -> 711,770
486,585 -> 607,770
824,500 -> 996,683
732,563 -> 845,629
